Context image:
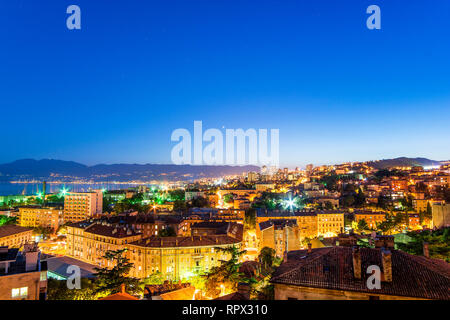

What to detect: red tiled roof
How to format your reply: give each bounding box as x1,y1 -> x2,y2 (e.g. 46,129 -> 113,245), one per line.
130,234 -> 240,248
0,225 -> 32,238
84,224 -> 141,238
214,292 -> 249,300
159,286 -> 196,300
99,292 -> 139,300
271,247 -> 450,300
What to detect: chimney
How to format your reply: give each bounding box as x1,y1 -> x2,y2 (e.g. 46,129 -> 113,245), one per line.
352,246 -> 361,280
237,283 -> 250,300
423,242 -> 429,258
283,250 -> 288,262
23,243 -> 39,272
381,248 -> 392,282
307,243 -> 312,254
120,283 -> 126,294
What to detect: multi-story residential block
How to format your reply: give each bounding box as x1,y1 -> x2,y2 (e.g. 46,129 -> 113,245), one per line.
296,213 -> 319,239
255,183 -> 275,192
190,222 -> 230,236
65,220 -> 143,266
413,199 -> 430,213
257,220 -> 300,258
389,179 -> 409,191
408,213 -> 421,230
233,197 -> 251,209
247,172 -> 259,183
18,207 -> 63,231
317,212 -> 344,237
180,209 -> 244,236
63,191 -> 103,223
354,211 -> 386,229
127,223 -> 243,281
256,209 -> 345,239
0,225 -> 33,248
432,203 -> 450,229
185,191 -> 205,201
0,243 -> 47,300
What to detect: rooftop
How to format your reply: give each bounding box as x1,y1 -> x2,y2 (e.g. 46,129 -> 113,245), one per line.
259,219 -> 298,231
271,247 -> 450,300
84,223 -> 141,238
130,234 -> 241,248
0,225 -> 33,238
44,255 -> 97,279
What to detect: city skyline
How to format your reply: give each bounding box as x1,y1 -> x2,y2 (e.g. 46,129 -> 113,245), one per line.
1,0 -> 450,167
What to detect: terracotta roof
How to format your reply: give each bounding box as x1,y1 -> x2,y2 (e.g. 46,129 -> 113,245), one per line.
84,224 -> 141,238
99,292 -> 139,300
130,234 -> 241,248
214,292 -> 249,300
66,220 -> 95,229
159,286 -> 196,300
191,222 -> 229,229
99,284 -> 139,300
226,223 -> 243,240
0,225 -> 32,238
271,247 -> 450,300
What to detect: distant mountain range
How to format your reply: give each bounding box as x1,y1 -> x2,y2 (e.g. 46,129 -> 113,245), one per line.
0,159 -> 260,182
0,157 -> 445,183
366,157 -> 443,170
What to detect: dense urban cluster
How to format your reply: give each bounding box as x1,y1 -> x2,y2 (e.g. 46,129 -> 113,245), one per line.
1,161 -> 449,300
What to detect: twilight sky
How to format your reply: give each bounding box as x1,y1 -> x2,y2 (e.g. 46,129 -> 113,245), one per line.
1,0 -> 449,168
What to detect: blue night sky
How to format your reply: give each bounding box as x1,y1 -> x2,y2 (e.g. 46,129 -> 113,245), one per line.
1,0 -> 449,168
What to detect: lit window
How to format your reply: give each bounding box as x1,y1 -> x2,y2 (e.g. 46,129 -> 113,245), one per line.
11,288 -> 20,298
11,287 -> 28,299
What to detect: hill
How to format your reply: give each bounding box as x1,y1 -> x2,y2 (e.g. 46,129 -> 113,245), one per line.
366,157 -> 442,170
0,159 -> 259,182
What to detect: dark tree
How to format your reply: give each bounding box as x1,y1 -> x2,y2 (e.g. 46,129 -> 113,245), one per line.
93,249 -> 143,296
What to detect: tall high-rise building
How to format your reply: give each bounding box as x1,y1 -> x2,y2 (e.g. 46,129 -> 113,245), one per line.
247,171 -> 259,183
63,191 -> 103,223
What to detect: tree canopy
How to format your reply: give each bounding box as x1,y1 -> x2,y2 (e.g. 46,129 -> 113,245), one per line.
93,249 -> 143,297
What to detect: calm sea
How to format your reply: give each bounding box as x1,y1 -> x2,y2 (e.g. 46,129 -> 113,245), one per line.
0,182 -> 144,196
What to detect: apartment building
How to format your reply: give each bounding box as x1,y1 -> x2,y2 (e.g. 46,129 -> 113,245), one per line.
0,225 -> 33,248
65,220 -> 142,266
0,243 -> 47,300
257,219 -> 300,258
257,209 -> 344,240
432,203 -> 450,229
18,207 -> 63,231
63,191 -> 103,223
127,223 -> 243,281
354,211 -> 386,229
317,212 -> 344,237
